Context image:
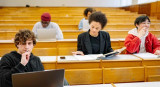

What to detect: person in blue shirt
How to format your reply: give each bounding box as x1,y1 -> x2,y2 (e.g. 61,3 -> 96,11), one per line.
78,8 -> 96,30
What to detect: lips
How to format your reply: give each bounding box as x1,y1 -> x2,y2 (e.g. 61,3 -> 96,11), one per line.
24,50 -> 29,52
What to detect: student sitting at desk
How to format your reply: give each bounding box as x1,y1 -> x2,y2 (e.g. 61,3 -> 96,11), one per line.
78,7 -> 96,30
32,12 -> 63,40
73,11 -> 113,55
0,29 -> 68,87
125,15 -> 160,55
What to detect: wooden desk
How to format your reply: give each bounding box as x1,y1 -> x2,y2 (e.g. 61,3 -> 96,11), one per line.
145,66 -> 160,82
64,84 -> 113,87
1,30 -> 160,40
65,68 -> 103,85
103,67 -> 145,83
114,82 -> 160,87
0,39 -> 125,56
56,56 -> 101,69
64,82 -> 160,87
40,54 -> 142,70
133,53 -> 160,66
142,59 -> 160,66
102,54 -> 142,68
39,56 -> 56,70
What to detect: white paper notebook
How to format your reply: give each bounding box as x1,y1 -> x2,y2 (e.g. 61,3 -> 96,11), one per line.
58,54 -> 103,61
64,84 -> 112,87
133,53 -> 159,59
106,54 -> 140,60
58,56 -> 78,61
74,54 -> 103,61
39,56 -> 56,62
115,82 -> 160,87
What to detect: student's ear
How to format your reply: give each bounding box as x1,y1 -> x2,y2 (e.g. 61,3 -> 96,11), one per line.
17,44 -> 19,48
136,24 -> 139,28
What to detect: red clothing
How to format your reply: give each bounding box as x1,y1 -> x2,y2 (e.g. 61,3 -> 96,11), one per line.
125,32 -> 160,54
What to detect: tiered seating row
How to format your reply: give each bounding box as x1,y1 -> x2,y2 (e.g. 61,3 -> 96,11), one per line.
0,30 -> 159,40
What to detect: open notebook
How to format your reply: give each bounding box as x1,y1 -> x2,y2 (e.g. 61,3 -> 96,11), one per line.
97,47 -> 126,60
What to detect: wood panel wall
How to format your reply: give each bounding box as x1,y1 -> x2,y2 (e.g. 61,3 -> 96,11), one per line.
120,1 -> 160,19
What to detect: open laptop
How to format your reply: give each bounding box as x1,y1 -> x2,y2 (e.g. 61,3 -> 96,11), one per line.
37,29 -> 56,41
12,69 -> 64,87
82,20 -> 90,31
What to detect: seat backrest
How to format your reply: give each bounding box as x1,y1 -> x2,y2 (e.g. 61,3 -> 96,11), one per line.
65,68 -> 103,85
103,67 -> 145,83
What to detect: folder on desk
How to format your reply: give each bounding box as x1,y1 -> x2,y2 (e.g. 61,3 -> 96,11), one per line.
97,47 -> 126,60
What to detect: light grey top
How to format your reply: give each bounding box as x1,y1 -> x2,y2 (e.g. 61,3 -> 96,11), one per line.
32,22 -> 63,40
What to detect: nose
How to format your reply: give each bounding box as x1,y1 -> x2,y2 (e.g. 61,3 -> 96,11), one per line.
25,44 -> 29,49
92,28 -> 96,32
145,23 -> 150,27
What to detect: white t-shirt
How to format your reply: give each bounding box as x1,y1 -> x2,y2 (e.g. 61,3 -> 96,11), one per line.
32,22 -> 63,40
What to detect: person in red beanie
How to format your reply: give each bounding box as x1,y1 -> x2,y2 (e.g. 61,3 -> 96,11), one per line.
32,13 -> 63,40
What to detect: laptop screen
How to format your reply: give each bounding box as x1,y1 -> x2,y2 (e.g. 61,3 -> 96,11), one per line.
12,69 -> 64,87
37,29 -> 56,41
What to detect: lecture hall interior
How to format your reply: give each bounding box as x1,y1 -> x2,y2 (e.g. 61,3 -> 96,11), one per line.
1,0 -> 160,87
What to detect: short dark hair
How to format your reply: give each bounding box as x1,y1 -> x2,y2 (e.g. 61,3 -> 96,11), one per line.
14,29 -> 36,48
134,15 -> 151,28
89,11 -> 107,29
84,8 -> 96,17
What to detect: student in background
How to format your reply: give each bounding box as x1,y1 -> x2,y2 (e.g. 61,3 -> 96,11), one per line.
32,13 -> 63,40
0,29 -> 68,87
78,8 -> 96,30
125,15 -> 160,55
73,12 -> 113,55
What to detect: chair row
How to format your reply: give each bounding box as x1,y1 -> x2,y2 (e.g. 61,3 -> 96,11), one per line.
1,39 -> 160,56
0,19 -> 160,24
0,23 -> 160,30
0,39 -> 125,56
0,30 -> 160,40
0,15 -> 154,20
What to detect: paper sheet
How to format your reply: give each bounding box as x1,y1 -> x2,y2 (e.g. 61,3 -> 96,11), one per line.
39,56 -> 56,62
134,53 -> 159,59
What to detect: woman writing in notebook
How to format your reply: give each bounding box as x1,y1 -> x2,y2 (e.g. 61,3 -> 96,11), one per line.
73,11 -> 114,55
125,15 -> 160,55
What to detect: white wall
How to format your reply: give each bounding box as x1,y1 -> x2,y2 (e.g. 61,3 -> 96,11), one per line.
0,0 -> 158,7
138,0 -> 157,4
0,0 -> 121,7
120,0 -> 132,7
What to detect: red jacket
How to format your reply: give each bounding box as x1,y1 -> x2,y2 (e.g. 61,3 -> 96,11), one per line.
125,32 -> 160,54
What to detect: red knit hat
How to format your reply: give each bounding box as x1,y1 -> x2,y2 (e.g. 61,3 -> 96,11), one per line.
41,13 -> 51,21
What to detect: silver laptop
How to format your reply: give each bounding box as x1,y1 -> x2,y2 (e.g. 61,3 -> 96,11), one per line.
12,69 -> 64,87
37,29 -> 56,41
82,20 -> 90,31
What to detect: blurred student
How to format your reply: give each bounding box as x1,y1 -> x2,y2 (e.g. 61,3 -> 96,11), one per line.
32,13 -> 63,40
78,8 -> 96,30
